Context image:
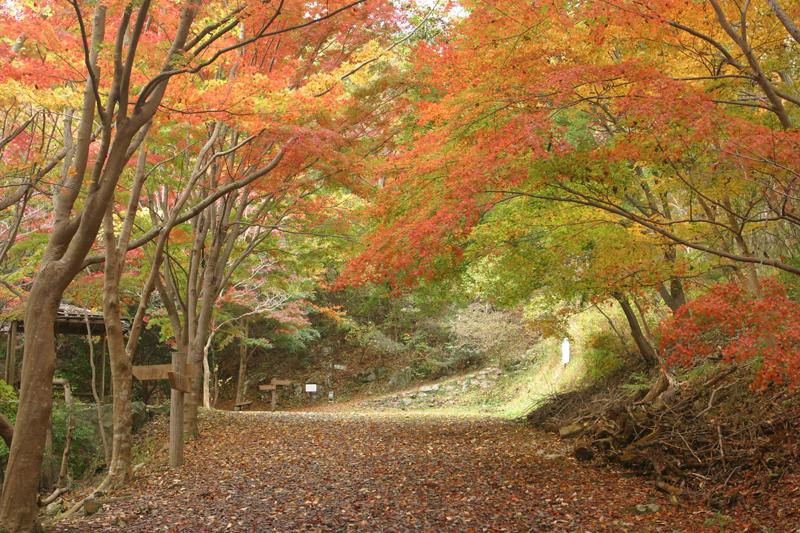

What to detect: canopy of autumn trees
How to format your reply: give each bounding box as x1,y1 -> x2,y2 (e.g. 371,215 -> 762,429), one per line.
342,0 -> 800,385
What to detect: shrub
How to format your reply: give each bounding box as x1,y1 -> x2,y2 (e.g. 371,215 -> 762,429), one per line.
0,379 -> 17,464
52,400 -> 101,478
584,332 -> 628,381
1,382 -> 101,482
658,278 -> 800,388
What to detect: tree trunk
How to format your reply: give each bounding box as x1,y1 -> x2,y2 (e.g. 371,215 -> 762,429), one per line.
104,323 -> 133,487
657,278 -> 687,314
235,355 -> 248,405
613,292 -> 659,368
101,210 -> 134,489
85,316 -> 109,466
55,380 -> 72,489
0,414 -> 11,448
4,324 -> 17,387
203,349 -> 212,409
0,285 -> 60,531
42,423 -> 54,492
184,346 -> 205,436
235,322 -> 249,405
169,347 -> 186,468
184,234 -> 220,437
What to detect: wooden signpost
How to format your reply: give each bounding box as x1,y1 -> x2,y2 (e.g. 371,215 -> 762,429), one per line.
131,364 -> 172,381
132,353 -> 199,468
258,378 -> 293,411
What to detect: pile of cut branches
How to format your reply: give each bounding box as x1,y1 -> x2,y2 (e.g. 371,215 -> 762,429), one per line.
527,364 -> 800,503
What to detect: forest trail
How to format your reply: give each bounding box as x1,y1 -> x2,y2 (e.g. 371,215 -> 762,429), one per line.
54,411 -> 779,532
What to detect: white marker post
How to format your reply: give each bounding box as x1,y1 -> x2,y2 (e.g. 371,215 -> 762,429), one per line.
561,337 -> 571,367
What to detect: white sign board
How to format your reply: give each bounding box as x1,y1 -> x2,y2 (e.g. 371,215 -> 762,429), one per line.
305,383 -> 318,393
561,338 -> 571,365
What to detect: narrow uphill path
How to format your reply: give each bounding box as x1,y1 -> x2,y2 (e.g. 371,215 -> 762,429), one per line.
54,411 -> 783,532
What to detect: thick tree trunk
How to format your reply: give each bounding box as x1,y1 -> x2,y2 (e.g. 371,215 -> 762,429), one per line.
613,292 -> 659,368
0,285 -> 60,531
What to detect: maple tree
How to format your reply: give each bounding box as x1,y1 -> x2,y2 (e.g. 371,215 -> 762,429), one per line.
0,0 -> 404,528
659,278 -> 800,388
341,0 -> 800,380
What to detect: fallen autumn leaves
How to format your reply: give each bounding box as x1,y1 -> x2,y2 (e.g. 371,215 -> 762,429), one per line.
53,411 -> 797,531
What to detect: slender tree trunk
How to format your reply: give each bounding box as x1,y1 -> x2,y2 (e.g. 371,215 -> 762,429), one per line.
235,353 -> 248,405
4,323 -> 17,387
0,414 -> 11,448
42,424 -> 54,492
55,380 -> 72,489
203,348 -> 212,409
235,321 -> 250,405
101,206 -> 134,489
184,217 -> 221,436
103,295 -> 133,487
632,296 -> 655,344
613,292 -> 659,368
85,316 -> 109,466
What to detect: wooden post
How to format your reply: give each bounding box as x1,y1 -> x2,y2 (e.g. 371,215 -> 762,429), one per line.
4,321 -> 17,387
169,349 -> 185,468
259,380 -> 290,411
132,358 -> 197,468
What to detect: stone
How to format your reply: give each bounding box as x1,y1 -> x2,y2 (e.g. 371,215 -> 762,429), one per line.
45,499 -> 63,515
633,503 -> 660,514
419,384 -> 440,393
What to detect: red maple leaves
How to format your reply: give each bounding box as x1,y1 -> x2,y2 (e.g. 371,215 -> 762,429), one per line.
659,278 -> 800,388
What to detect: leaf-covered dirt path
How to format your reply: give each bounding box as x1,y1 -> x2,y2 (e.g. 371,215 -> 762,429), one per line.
54,411 -> 791,532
